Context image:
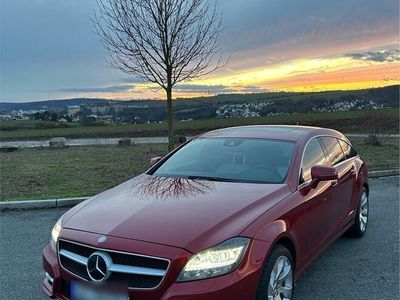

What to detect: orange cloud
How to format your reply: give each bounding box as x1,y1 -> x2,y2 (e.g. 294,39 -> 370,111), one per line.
259,63 -> 400,91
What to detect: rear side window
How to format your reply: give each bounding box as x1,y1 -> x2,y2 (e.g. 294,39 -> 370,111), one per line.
319,137 -> 345,166
338,139 -> 358,159
300,138 -> 328,184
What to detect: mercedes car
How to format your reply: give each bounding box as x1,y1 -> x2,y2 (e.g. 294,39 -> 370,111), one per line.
42,125 -> 369,300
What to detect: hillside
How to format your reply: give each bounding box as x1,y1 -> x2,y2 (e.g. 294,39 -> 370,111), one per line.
1,85 -> 398,112
175,85 -> 399,104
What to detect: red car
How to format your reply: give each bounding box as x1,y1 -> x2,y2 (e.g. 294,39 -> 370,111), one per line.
42,125 -> 369,300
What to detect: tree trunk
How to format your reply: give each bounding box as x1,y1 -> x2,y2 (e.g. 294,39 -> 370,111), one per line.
166,88 -> 174,151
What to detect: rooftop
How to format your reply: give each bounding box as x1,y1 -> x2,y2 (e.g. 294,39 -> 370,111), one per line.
201,125 -> 341,141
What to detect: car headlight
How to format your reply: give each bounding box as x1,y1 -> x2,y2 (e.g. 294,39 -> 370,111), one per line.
177,237 -> 250,282
50,218 -> 62,252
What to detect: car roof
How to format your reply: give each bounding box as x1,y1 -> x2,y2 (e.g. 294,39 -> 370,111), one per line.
200,125 -> 345,142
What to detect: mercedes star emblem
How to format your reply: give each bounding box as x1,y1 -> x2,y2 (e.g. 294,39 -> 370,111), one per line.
86,251 -> 112,282
98,235 -> 107,243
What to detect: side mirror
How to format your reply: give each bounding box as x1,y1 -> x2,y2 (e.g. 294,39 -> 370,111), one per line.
310,165 -> 338,189
150,156 -> 162,166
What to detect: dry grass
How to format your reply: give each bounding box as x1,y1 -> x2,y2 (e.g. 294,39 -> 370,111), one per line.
0,137 -> 398,201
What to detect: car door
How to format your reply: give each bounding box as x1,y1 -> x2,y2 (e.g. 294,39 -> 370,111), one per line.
319,136 -> 356,229
337,138 -> 358,223
294,138 -> 338,263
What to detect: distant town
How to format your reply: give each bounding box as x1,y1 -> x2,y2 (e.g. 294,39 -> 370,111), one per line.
0,85 -> 398,124
0,103 -> 152,124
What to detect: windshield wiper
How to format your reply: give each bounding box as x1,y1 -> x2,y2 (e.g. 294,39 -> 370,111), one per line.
186,175 -> 274,184
186,175 -> 237,182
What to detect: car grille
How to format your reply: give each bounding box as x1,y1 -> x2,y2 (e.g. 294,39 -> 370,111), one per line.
58,240 -> 170,289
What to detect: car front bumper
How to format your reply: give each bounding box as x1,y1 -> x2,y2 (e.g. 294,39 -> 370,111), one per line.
42,237 -> 269,300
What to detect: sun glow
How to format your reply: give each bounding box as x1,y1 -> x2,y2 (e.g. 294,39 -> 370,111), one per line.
191,56 -> 399,91
94,53 -> 399,100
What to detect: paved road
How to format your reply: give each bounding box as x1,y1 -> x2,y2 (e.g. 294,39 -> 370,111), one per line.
0,176 -> 398,300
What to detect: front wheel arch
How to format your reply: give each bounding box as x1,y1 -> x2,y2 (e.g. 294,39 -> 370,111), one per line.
274,237 -> 297,271
255,244 -> 295,300
254,220 -> 298,272
363,183 -> 369,196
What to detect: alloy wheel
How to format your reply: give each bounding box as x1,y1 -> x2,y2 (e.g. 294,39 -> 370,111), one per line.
359,191 -> 369,232
267,256 -> 293,300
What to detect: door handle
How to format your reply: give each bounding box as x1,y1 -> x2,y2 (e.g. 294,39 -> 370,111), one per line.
330,179 -> 339,187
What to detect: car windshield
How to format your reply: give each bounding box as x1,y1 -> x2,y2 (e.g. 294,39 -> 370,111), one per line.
151,137 -> 295,184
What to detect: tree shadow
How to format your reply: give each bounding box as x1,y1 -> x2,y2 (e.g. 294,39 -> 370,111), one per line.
131,174 -> 214,201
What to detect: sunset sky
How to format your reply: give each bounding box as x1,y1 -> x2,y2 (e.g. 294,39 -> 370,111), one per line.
1,0 -> 399,102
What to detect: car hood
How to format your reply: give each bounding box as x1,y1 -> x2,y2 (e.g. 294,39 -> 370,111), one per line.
63,174 -> 291,253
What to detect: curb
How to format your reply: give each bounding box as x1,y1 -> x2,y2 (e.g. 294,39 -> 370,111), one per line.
1,170 -> 399,212
0,197 -> 89,212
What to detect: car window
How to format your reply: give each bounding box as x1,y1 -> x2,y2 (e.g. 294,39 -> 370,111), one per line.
319,137 -> 345,166
299,138 -> 328,184
152,137 -> 295,184
338,139 -> 357,159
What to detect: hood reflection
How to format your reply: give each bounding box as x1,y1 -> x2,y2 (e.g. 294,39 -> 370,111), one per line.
131,174 -> 214,201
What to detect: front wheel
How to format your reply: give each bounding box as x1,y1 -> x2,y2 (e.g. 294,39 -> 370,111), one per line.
256,245 -> 294,300
347,187 -> 369,237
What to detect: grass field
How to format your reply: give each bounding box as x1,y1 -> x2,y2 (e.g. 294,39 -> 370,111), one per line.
0,144 -> 167,201
0,137 -> 398,201
1,108 -> 398,141
0,119 -> 76,131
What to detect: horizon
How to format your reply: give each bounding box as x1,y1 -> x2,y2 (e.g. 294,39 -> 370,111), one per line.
1,84 -> 398,105
1,0 -> 399,103
1,84 -> 399,104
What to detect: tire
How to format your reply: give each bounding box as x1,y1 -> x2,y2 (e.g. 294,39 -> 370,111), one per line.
255,245 -> 294,300
347,187 -> 369,238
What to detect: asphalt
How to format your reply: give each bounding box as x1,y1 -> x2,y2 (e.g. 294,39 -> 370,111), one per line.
0,176 -> 398,300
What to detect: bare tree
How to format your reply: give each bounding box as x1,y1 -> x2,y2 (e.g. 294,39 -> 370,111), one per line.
364,109 -> 392,146
93,0 -> 225,150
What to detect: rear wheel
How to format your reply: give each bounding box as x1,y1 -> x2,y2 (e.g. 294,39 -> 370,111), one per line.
256,245 -> 294,300
347,187 -> 369,237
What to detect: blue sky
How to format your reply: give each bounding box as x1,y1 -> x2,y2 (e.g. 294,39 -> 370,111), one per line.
1,0 -> 399,102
